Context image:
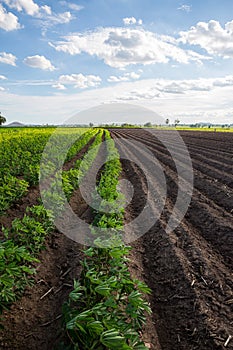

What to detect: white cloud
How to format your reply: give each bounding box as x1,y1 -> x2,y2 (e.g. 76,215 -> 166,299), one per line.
108,71 -> 141,82
178,4 -> 191,12
58,73 -> 102,88
129,72 -> 141,79
3,0 -> 53,17
0,86 -> 5,91
213,75 -> 233,87
41,5 -> 52,15
112,75 -> 233,102
179,20 -> 233,58
8,75 -> 233,95
115,77 -> 219,101
23,55 -> 55,71
9,79 -> 54,87
115,74 -> 233,101
49,11 -> 72,24
52,83 -> 66,90
2,0 -> 74,29
37,11 -> 74,35
0,4 -> 21,31
59,1 -> 83,11
0,75 -> 7,80
108,76 -> 125,83
0,52 -> 17,66
2,0 -> 39,16
123,17 -> 142,25
51,27 -> 210,68
123,17 -> 137,25
2,76 -> 233,125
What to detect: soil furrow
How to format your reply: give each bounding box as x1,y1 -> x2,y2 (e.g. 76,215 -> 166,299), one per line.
111,128 -> 233,350
118,129 -> 233,192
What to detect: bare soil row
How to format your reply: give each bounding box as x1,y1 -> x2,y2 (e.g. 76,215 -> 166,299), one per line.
111,129 -> 233,350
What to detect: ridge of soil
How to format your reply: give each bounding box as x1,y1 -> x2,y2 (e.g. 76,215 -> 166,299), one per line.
111,129 -> 233,350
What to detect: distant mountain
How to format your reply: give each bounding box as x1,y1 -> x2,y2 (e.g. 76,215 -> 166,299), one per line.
6,121 -> 25,127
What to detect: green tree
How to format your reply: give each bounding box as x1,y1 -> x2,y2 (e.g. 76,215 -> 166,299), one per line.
0,112 -> 6,126
174,119 -> 180,127
165,118 -> 169,125
144,122 -> 152,127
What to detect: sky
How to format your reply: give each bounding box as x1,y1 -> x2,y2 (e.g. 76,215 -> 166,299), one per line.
1,0 -> 233,125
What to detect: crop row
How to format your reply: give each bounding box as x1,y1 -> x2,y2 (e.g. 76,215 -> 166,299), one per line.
41,128 -> 104,212
0,127 -> 92,215
0,205 -> 53,310
0,128 -> 100,313
1,129 -> 151,349
58,131 -> 151,350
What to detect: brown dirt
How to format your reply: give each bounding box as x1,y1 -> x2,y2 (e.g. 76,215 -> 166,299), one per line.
120,165 -> 162,350
0,230 -> 82,350
111,129 -> 233,350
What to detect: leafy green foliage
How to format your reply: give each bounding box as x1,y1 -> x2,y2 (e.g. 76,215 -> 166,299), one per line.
0,175 -> 28,214
0,205 -> 53,311
62,129 -> 104,194
0,128 -> 101,315
60,130 -> 151,349
41,129 -> 103,216
3,205 -> 54,253
0,127 -> 88,214
0,239 -> 37,310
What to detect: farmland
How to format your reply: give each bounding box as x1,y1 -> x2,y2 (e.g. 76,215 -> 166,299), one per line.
111,128 -> 233,350
0,127 -> 232,350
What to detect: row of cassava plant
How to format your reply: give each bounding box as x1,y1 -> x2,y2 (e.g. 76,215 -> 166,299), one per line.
41,129 -> 104,213
62,128 -> 104,200
0,175 -> 29,215
0,205 -> 53,311
58,130 -> 151,350
0,128 -> 92,214
39,128 -> 97,182
0,127 -> 90,181
0,128 -> 100,312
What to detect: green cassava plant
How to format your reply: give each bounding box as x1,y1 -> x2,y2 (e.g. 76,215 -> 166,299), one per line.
60,130 -> 151,349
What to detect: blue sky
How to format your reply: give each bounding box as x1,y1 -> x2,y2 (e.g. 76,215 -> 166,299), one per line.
1,0 -> 233,124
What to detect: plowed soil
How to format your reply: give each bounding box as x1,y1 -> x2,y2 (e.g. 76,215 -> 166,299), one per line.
110,129 -> 233,350
0,129 -> 232,350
